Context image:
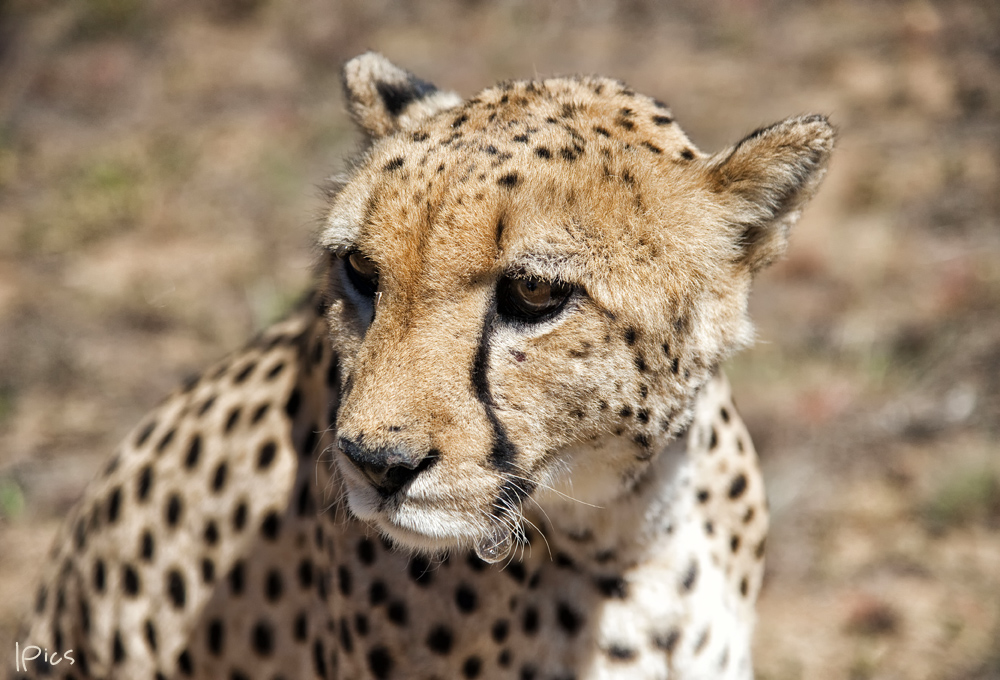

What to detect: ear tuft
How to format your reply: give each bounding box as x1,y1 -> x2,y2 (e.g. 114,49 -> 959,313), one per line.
709,115 -> 836,273
342,52 -> 462,139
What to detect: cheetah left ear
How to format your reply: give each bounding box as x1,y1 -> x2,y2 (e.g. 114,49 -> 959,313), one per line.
342,52 -> 462,139
708,115 -> 836,274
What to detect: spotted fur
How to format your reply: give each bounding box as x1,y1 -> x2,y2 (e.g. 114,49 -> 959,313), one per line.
11,52 -> 833,680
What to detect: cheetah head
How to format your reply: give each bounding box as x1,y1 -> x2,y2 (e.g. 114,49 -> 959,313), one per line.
320,53 -> 834,562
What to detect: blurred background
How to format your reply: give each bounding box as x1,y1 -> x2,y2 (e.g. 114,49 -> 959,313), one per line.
0,0 -> 998,677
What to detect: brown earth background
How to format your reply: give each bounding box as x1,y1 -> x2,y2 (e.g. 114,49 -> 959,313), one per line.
0,0 -> 999,677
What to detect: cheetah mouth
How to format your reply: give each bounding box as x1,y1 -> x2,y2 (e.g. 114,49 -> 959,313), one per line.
336,460 -> 521,562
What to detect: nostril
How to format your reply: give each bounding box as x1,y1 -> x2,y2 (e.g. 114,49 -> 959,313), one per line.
338,437 -> 437,496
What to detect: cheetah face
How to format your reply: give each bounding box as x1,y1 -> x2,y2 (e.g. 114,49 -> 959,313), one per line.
320,53 -> 833,561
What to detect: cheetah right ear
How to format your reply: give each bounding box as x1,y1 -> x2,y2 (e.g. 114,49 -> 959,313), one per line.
708,115 -> 836,274
342,52 -> 462,139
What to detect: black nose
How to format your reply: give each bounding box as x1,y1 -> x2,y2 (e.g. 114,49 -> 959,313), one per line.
338,437 -> 436,496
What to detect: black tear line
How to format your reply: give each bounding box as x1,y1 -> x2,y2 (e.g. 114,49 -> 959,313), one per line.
470,303 -> 520,475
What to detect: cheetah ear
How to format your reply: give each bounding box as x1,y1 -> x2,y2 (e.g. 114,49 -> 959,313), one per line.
342,52 -> 462,139
708,115 -> 836,274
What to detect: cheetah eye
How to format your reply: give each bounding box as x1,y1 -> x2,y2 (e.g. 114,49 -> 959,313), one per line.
342,251 -> 379,298
497,276 -> 573,323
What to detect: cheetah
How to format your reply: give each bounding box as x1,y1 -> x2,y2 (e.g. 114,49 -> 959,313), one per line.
11,52 -> 834,680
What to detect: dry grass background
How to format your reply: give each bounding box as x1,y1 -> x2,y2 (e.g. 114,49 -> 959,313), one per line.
1,0 -> 999,677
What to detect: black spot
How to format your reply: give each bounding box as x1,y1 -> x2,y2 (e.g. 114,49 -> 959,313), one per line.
617,118 -> 635,131
452,113 -> 468,128
231,670 -> 249,680
387,601 -> 408,625
233,501 -> 248,531
593,125 -> 611,137
136,421 -> 156,447
595,576 -> 628,598
165,494 -> 182,526
652,114 -> 673,125
720,407 -> 730,422
729,473 -> 748,499
755,538 -> 766,559
467,554 -> 488,571
607,645 -> 636,661
184,434 -> 202,469
520,665 -> 537,680
624,328 -> 637,345
313,639 -> 328,678
505,562 -> 527,583
534,147 -> 551,159
357,538 -> 376,565
234,362 -> 255,383
136,465 -> 153,501
740,576 -> 749,597
301,428 -> 319,459
512,134 -> 529,143
354,612 -> 369,636
265,569 -> 282,601
140,530 -> 155,561
368,647 -> 393,679
337,565 -> 352,596
204,520 -> 219,545
369,580 -> 387,606
636,409 -> 650,424
252,620 -> 274,656
297,559 -> 314,589
408,555 -> 433,586
177,649 -> 192,675
266,362 -> 285,380
697,489 -> 710,503
709,427 -> 718,450
463,656 -> 483,678
167,569 -> 186,608
106,487 -> 122,524
156,428 -> 176,454
455,584 -> 477,613
426,625 -> 453,654
113,629 -> 126,663
285,388 -> 302,418
123,565 -> 140,596
680,148 -> 695,161
730,534 -> 742,553
556,603 -> 583,635
261,511 -> 281,540
208,619 -> 224,655
145,619 -> 158,651
635,355 -> 648,372
560,146 -> 579,161
654,628 -> 681,653
197,396 -> 216,416
257,441 -> 277,469
294,612 -> 308,642
681,560 -> 699,591
382,156 -> 405,172
211,462 -> 228,492
497,172 -> 520,188
522,607 -> 539,635
642,141 -> 663,154
671,358 -> 680,374
201,558 -> 215,583
491,619 -> 510,643
229,561 -> 245,595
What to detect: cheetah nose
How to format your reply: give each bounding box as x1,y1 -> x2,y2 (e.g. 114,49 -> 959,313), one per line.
337,436 -> 436,496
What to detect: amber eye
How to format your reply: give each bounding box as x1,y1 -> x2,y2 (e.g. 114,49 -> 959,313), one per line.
343,251 -> 379,298
497,276 -> 573,322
